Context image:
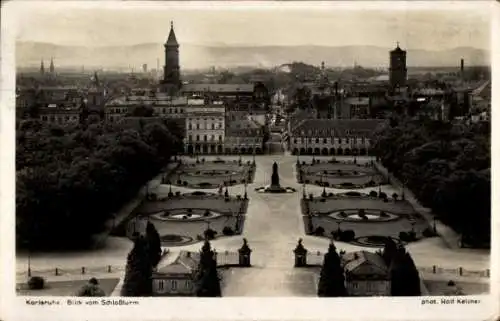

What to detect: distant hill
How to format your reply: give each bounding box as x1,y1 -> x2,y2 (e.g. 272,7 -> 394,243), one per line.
16,41 -> 489,70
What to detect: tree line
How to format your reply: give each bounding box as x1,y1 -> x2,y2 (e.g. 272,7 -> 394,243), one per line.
373,117 -> 490,247
16,118 -> 183,250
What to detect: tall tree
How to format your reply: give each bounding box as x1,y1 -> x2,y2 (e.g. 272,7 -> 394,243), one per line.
389,246 -> 421,296
121,236 -> 153,296
146,221 -> 162,268
194,240 -> 222,297
317,242 -> 347,297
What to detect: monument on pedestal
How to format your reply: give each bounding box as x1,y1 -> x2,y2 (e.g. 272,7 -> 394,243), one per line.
254,161 -> 296,193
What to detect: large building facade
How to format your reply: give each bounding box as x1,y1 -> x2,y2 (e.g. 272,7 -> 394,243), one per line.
184,101 -> 226,154
288,119 -> 385,156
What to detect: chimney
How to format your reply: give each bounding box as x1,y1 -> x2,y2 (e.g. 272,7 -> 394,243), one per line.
460,59 -> 464,73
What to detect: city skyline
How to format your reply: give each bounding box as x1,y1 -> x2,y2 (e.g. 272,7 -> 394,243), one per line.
14,2 -> 492,50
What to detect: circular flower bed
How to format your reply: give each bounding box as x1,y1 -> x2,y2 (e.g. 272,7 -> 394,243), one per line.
151,208 -> 223,221
352,235 -> 402,247
329,209 -> 400,222
160,234 -> 194,246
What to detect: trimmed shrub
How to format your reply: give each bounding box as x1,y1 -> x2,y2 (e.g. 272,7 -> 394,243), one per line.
204,209 -> 211,217
378,191 -> 387,199
320,198 -> 326,203
182,181 -> 188,186
192,191 -> 206,196
408,231 -> 417,241
328,193 -> 334,197
28,276 -> 46,290
392,193 -> 398,200
187,208 -> 193,213
182,215 -> 188,220
222,226 -> 235,236
369,190 -> 378,197
340,230 -> 355,242
399,231 -> 409,242
204,228 -> 217,240
177,179 -> 182,185
314,226 -> 325,236
175,191 -> 181,196
380,211 -> 389,217
309,193 -> 314,200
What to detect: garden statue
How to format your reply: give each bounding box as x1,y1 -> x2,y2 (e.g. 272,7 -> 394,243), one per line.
271,162 -> 280,187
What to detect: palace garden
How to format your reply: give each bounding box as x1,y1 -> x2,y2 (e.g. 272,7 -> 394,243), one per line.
124,188 -> 249,246
296,158 -> 385,189
164,157 -> 256,189
302,190 -> 435,247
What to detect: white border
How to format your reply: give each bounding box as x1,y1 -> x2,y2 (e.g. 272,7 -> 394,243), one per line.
1,1 -> 499,321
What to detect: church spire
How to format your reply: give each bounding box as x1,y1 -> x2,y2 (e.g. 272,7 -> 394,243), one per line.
40,59 -> 45,74
166,21 -> 178,46
49,57 -> 55,73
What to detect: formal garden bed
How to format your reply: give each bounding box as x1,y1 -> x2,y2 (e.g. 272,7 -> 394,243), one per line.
296,157 -> 386,189
301,190 -> 436,246
163,158 -> 256,189
123,192 -> 248,246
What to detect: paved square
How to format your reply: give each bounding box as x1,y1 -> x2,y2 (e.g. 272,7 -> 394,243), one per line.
165,159 -> 256,189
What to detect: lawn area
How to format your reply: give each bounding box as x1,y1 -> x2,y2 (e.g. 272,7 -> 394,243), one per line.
17,278 -> 120,296
165,159 -> 256,189
297,160 -> 385,189
423,279 -> 489,295
304,194 -> 431,245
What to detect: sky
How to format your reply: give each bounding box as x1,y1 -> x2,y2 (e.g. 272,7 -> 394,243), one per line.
11,1 -> 492,50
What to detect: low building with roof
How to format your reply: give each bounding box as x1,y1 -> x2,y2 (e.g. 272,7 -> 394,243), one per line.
152,251 -> 199,296
341,251 -> 391,296
288,119 -> 386,156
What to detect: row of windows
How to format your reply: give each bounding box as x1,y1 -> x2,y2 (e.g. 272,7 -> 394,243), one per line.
188,135 -> 223,142
157,280 -> 191,291
40,115 -> 79,123
293,137 -> 369,144
226,137 -> 262,143
299,129 -> 366,136
188,123 -> 224,130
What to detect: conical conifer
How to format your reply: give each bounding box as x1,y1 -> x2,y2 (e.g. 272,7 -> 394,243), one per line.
317,241 -> 347,297
121,236 -> 153,296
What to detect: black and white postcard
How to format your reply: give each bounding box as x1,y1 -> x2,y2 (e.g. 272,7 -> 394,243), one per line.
1,1 -> 498,320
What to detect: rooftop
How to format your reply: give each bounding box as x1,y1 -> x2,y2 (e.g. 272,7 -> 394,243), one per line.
156,251 -> 199,275
342,250 -> 388,273
182,83 -> 254,93
291,119 -> 386,137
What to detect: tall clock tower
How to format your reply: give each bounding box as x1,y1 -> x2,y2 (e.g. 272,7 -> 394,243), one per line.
162,21 -> 181,93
